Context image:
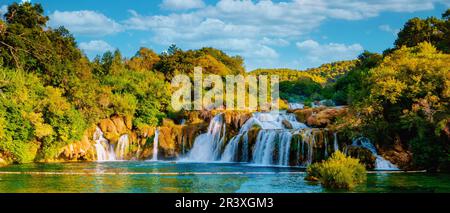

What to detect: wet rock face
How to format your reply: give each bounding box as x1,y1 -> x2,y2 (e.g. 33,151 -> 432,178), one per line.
378,140 -> 413,170
60,131 -> 96,161
282,119 -> 293,129
58,110 -> 251,161
345,146 -> 377,169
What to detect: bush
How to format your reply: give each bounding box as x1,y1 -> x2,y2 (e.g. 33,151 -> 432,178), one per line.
306,151 -> 367,189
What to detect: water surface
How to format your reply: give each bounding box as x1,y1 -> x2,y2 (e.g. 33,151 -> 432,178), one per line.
0,162 -> 448,193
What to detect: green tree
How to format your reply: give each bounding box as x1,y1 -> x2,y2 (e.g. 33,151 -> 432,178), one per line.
395,12 -> 449,53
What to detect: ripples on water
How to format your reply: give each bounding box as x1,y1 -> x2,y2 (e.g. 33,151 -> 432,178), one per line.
0,162 -> 448,193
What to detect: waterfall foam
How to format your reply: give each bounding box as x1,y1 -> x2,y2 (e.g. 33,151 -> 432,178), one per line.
333,132 -> 339,152
116,134 -> 129,160
94,127 -> 117,161
151,129 -> 159,161
288,103 -> 304,110
183,114 -> 226,162
221,111 -> 308,166
352,137 -> 398,170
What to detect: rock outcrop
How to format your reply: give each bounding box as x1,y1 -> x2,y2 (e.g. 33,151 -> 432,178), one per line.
57,110 -> 252,162
293,107 -> 348,128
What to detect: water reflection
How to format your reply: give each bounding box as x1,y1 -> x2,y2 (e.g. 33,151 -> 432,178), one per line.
0,162 -> 448,193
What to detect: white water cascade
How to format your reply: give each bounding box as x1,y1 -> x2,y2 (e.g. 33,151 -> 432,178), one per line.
151,129 -> 159,161
352,137 -> 398,170
116,134 -> 129,160
94,127 -> 117,161
296,129 -> 317,166
222,111 -> 308,166
333,132 -> 339,152
183,114 -> 226,162
288,103 -> 304,110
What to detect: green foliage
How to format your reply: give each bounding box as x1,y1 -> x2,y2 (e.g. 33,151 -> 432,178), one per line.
395,11 -> 449,53
251,61 -> 356,103
0,68 -> 85,162
154,44 -> 244,79
279,78 -> 323,102
348,42 -> 450,170
126,47 -> 160,72
102,68 -> 171,126
306,151 -> 367,189
250,68 -> 326,84
330,51 -> 382,105
0,3 -> 84,87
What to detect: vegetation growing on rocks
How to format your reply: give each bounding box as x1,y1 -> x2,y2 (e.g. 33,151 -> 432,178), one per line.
306,151 -> 367,189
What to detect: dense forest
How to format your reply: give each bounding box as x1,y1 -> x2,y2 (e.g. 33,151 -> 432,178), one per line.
0,2 -> 449,170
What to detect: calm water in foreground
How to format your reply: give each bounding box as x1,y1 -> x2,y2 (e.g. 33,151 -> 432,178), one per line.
0,161 -> 448,193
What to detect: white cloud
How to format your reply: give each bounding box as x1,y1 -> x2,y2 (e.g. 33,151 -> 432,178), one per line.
261,37 -> 290,47
49,10 -> 122,36
160,0 -> 205,10
124,0 -> 446,48
379,24 -> 400,35
44,0 -> 444,69
79,40 -> 114,52
296,39 -> 364,67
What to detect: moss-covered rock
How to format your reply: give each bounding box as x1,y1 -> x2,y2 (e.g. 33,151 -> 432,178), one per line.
378,138 -> 413,170
345,146 -> 377,169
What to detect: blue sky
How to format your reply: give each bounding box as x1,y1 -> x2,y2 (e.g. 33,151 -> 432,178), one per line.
1,0 -> 448,70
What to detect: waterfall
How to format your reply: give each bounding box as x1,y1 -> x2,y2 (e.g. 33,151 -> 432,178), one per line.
94,127 -> 117,161
251,130 -> 293,166
352,137 -> 398,170
116,134 -> 129,160
333,132 -> 339,152
252,130 -> 278,165
299,129 -> 316,166
288,103 -> 304,110
221,134 -> 241,162
221,111 -> 306,166
324,133 -> 328,158
184,110 -> 336,167
94,143 -> 107,161
184,114 -> 226,162
278,131 -> 292,165
151,129 -> 159,161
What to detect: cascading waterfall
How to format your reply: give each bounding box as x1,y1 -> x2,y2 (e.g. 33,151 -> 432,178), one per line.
116,134 -> 129,160
179,110 -> 393,169
298,129 -> 316,166
333,132 -> 339,152
94,127 -> 117,161
288,103 -> 304,110
151,129 -> 159,161
183,113 -> 226,162
352,137 -> 398,170
222,111 -> 308,166
277,131 -> 292,165
252,130 -> 279,165
324,133 -> 328,158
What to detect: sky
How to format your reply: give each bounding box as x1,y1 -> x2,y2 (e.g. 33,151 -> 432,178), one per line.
1,0 -> 449,71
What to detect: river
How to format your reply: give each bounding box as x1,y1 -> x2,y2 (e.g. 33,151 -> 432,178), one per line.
0,161 -> 448,193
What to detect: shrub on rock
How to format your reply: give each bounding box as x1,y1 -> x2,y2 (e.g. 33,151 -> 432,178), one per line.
306,151 -> 367,189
